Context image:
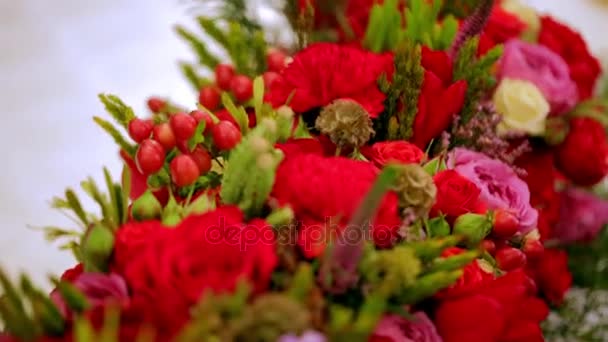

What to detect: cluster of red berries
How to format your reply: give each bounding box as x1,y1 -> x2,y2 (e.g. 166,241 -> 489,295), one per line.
128,110 -> 241,188
481,209 -> 545,272
198,49 -> 289,110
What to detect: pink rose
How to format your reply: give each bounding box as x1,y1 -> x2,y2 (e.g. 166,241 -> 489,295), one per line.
449,148 -> 538,233
370,312 -> 442,342
553,188 -> 608,243
498,39 -> 578,115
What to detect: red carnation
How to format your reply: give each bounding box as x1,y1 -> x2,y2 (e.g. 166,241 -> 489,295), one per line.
539,16 -> 602,99
272,154 -> 402,257
431,170 -> 485,219
265,43 -> 392,118
556,117 -> 608,186
526,248 -> 572,305
411,47 -> 467,148
361,141 -> 424,168
275,138 -> 325,159
114,206 -> 277,336
434,270 -> 548,342
478,6 -> 526,56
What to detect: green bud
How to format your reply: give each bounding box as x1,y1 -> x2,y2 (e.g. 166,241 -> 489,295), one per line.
426,251 -> 479,273
82,224 -> 114,272
162,213 -> 182,227
185,194 -> 216,216
427,216 -> 450,237
131,190 -> 162,221
410,236 -> 462,261
399,270 -> 463,304
266,206 -> 294,227
453,213 -> 492,245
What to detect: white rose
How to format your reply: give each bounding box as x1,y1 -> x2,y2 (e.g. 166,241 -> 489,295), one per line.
502,0 -> 541,41
493,78 -> 550,136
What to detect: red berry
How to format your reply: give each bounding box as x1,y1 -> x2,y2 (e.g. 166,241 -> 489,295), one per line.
190,110 -> 214,134
153,123 -> 177,150
198,86 -> 221,110
177,140 -> 191,154
135,139 -> 165,175
127,118 -> 153,143
230,75 -> 253,102
189,147 -> 212,174
170,155 -> 200,187
266,49 -> 287,72
147,97 -> 165,113
170,113 -> 197,140
215,64 -> 235,91
480,240 -> 496,255
495,247 -> 527,271
522,239 -> 545,260
492,209 -> 519,238
212,121 -> 242,151
262,71 -> 281,89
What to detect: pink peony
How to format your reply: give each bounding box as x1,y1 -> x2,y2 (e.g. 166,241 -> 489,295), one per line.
449,148 -> 538,233
553,188 -> 608,243
370,312 -> 442,342
498,39 -> 578,115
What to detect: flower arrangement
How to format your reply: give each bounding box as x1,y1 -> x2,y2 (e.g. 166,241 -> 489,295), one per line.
2,0 -> 608,341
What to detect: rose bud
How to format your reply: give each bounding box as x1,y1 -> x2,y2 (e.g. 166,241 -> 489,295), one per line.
492,209 -> 519,238
453,213 -> 492,245
131,190 -> 163,221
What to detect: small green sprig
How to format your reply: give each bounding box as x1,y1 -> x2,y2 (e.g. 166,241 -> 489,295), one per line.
0,270 -> 66,340
364,0 -> 458,53
375,41 -> 424,141
453,37 -> 503,124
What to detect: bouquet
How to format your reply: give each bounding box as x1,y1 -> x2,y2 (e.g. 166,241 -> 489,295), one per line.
2,0 -> 608,341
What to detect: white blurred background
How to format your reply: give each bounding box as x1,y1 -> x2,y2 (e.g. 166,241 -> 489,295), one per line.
0,0 -> 607,287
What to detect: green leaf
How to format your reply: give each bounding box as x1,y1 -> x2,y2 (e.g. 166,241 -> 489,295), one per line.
93,116 -> 137,157
65,189 -> 89,226
221,92 -> 249,133
81,177 -> 111,224
179,62 -> 208,92
197,17 -> 230,50
20,275 -> 65,335
253,76 -> 265,124
103,168 -> 119,228
98,94 -> 136,129
188,119 -> 207,151
175,25 -> 220,70
50,277 -> 90,313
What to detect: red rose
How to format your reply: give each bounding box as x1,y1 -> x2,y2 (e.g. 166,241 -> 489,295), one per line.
539,16 -> 602,99
556,117 -> 608,186
114,206 -> 277,336
431,170 -> 484,219
435,248 -> 493,299
272,154 -> 402,257
526,248 -> 572,305
361,141 -> 424,168
434,270 -> 548,342
265,43 -> 393,118
478,6 -> 526,56
411,47 -> 467,148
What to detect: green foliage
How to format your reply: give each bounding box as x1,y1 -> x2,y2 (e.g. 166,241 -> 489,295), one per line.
96,94 -> 140,156
440,0 -> 479,18
0,270 -> 66,340
375,41 -> 424,141
453,38 -> 503,124
364,0 -> 458,52
42,167 -> 129,262
566,226 -> 608,289
177,3 -> 269,84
